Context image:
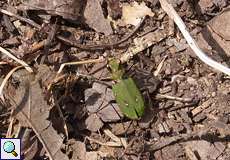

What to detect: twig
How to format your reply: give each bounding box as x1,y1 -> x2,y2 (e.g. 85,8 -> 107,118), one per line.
154,55 -> 167,76
0,8 -> 145,50
0,66 -> 23,101
41,18 -> 59,64
57,30 -> 167,74
53,94 -> 69,139
0,112 -> 11,117
0,61 -> 8,65
0,9 -> 41,29
57,16 -> 146,50
120,30 -> 167,63
86,136 -> 123,147
6,111 -> 15,138
104,129 -> 127,148
155,93 -> 193,103
0,9 -> 145,51
47,74 -> 67,91
159,0 -> 230,76
0,47 -> 33,72
147,127 -> 211,151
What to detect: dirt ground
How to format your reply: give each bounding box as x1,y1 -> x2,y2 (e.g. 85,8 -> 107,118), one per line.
0,0 -> 230,160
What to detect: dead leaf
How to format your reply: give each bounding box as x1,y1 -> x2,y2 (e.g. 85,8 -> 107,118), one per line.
198,0 -> 214,14
18,0 -> 82,21
122,1 -> 155,26
109,121 -> 135,136
139,107 -> 155,129
107,0 -> 122,20
89,61 -> 109,79
208,10 -> 230,41
19,128 -> 38,160
97,102 -> 122,122
84,82 -> 123,122
85,151 -> 99,160
166,38 -> 188,52
85,113 -> 104,132
195,10 -> 230,57
85,151 -> 110,160
154,143 -> 184,160
186,140 -> 225,160
84,0 -> 113,35
71,140 -> 86,160
11,65 -> 69,160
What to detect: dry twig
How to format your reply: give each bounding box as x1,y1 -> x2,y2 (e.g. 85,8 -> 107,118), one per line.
0,61 -> 8,65
0,9 -> 41,29
57,29 -> 166,74
57,16 -> 146,50
154,55 -> 167,76
0,8 -> 146,51
155,93 -> 193,103
147,127 -> 211,151
85,129 -> 127,148
120,30 -> 167,63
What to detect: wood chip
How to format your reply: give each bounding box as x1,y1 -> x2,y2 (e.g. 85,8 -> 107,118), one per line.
18,0 -> 82,21
84,0 -> 113,35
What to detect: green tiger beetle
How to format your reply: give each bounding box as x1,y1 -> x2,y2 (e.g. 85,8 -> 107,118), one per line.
108,58 -> 145,119
57,57 -> 145,119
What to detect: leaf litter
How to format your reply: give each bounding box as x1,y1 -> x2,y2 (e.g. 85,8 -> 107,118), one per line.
0,0 -> 230,159
9,66 -> 68,160
122,1 -> 155,26
85,82 -> 123,122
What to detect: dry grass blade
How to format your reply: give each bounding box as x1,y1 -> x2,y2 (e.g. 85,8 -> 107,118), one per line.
104,129 -> 121,143
159,0 -> 230,76
6,115 -> 15,138
104,129 -> 127,148
0,66 -> 23,101
0,47 -> 33,73
0,61 -> 8,65
57,56 -> 105,74
154,55 -> 167,76
86,136 -> 123,147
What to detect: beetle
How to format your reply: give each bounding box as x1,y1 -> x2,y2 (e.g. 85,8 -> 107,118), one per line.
108,59 -> 145,119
